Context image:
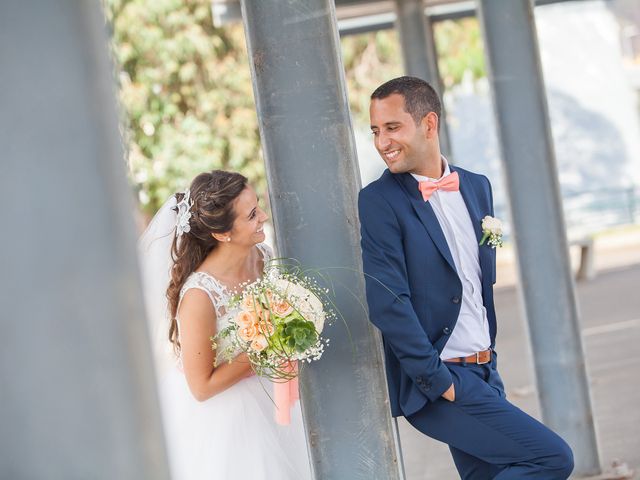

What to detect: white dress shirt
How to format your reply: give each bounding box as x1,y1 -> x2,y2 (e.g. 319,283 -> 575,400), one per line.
412,158 -> 491,359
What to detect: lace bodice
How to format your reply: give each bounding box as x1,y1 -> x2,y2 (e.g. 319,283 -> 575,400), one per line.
179,271 -> 230,321
177,243 -> 273,354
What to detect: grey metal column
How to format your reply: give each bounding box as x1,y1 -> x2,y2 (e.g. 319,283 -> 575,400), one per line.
395,0 -> 433,80
477,0 -> 600,475
0,2 -> 169,479
240,1 -> 403,479
394,0 -> 452,157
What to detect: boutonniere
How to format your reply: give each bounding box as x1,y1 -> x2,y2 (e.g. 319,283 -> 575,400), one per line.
480,216 -> 503,248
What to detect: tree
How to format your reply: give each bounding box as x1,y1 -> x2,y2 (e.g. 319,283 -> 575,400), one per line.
341,31 -> 403,125
104,2 -> 484,216
104,0 -> 263,216
434,18 -> 486,89
341,19 -> 485,127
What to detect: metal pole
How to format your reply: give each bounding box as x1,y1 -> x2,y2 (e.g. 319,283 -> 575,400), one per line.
477,0 -> 600,475
394,0 -> 453,157
0,2 -> 169,479
395,0 -> 433,80
239,1 -> 403,479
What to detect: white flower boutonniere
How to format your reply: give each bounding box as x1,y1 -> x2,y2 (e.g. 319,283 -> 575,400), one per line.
480,216 -> 503,248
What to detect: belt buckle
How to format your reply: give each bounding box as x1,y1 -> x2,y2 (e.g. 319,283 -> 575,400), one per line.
476,350 -> 490,365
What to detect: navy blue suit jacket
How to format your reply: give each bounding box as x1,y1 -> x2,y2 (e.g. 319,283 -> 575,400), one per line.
358,166 -> 498,417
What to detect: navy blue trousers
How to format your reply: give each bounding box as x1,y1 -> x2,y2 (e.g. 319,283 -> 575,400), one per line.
406,354 -> 574,479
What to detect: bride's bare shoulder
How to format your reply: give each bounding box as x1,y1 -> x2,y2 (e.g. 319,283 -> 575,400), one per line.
177,288 -> 218,334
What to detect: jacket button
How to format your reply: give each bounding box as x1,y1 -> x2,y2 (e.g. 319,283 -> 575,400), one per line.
451,296 -> 461,304
443,327 -> 452,335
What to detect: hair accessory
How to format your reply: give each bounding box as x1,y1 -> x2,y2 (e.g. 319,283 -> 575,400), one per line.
175,189 -> 193,237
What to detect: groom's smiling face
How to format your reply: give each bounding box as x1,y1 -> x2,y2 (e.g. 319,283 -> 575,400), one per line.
370,93 -> 432,175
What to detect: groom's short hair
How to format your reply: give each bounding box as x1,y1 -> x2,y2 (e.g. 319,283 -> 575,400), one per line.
371,76 -> 442,128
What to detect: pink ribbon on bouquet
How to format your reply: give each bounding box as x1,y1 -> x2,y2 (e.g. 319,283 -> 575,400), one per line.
274,361 -> 300,425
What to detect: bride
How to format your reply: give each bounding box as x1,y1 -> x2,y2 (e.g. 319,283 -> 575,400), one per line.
138,170 -> 312,480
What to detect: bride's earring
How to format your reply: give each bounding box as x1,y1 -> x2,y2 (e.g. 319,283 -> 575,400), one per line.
226,237 -> 231,242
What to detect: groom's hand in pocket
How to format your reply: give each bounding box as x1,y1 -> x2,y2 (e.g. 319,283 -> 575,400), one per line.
441,383 -> 455,402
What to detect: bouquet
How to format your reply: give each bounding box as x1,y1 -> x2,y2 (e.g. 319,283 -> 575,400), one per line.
212,262 -> 332,381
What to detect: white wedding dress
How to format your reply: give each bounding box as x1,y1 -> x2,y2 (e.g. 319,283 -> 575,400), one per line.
158,243 -> 312,480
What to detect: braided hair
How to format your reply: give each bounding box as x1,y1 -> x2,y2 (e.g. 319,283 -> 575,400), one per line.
166,170 -> 248,352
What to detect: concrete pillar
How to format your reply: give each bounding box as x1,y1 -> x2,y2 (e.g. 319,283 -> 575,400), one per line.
477,0 -> 600,475
0,2 -> 169,478
240,1 -> 404,478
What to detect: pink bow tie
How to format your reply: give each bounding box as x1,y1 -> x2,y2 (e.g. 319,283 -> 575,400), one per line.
418,171 -> 460,201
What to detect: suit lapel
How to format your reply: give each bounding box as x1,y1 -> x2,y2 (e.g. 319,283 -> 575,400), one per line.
393,173 -> 457,273
453,166 -> 491,285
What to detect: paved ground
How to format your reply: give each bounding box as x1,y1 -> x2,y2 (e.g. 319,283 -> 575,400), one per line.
398,229 -> 640,479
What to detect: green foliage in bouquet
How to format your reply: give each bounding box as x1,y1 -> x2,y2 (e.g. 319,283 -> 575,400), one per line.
277,318 -> 319,354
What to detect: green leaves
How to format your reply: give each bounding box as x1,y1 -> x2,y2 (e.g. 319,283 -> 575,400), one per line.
341,20 -> 486,126
341,31 -> 403,126
104,0 -> 485,218
104,0 -> 264,216
434,18 -> 486,89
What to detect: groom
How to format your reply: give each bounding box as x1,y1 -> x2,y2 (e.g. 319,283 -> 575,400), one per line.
358,76 -> 574,479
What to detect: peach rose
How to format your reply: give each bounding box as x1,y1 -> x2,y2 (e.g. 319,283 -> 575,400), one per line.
250,335 -> 269,352
256,307 -> 271,323
269,297 -> 294,318
238,323 -> 259,342
257,319 -> 275,336
235,310 -> 257,329
241,294 -> 260,312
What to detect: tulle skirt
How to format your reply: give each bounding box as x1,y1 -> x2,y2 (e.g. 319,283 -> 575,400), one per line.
159,367 -> 312,480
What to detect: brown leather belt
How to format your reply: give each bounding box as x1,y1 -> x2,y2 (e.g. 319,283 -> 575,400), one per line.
444,348 -> 492,365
